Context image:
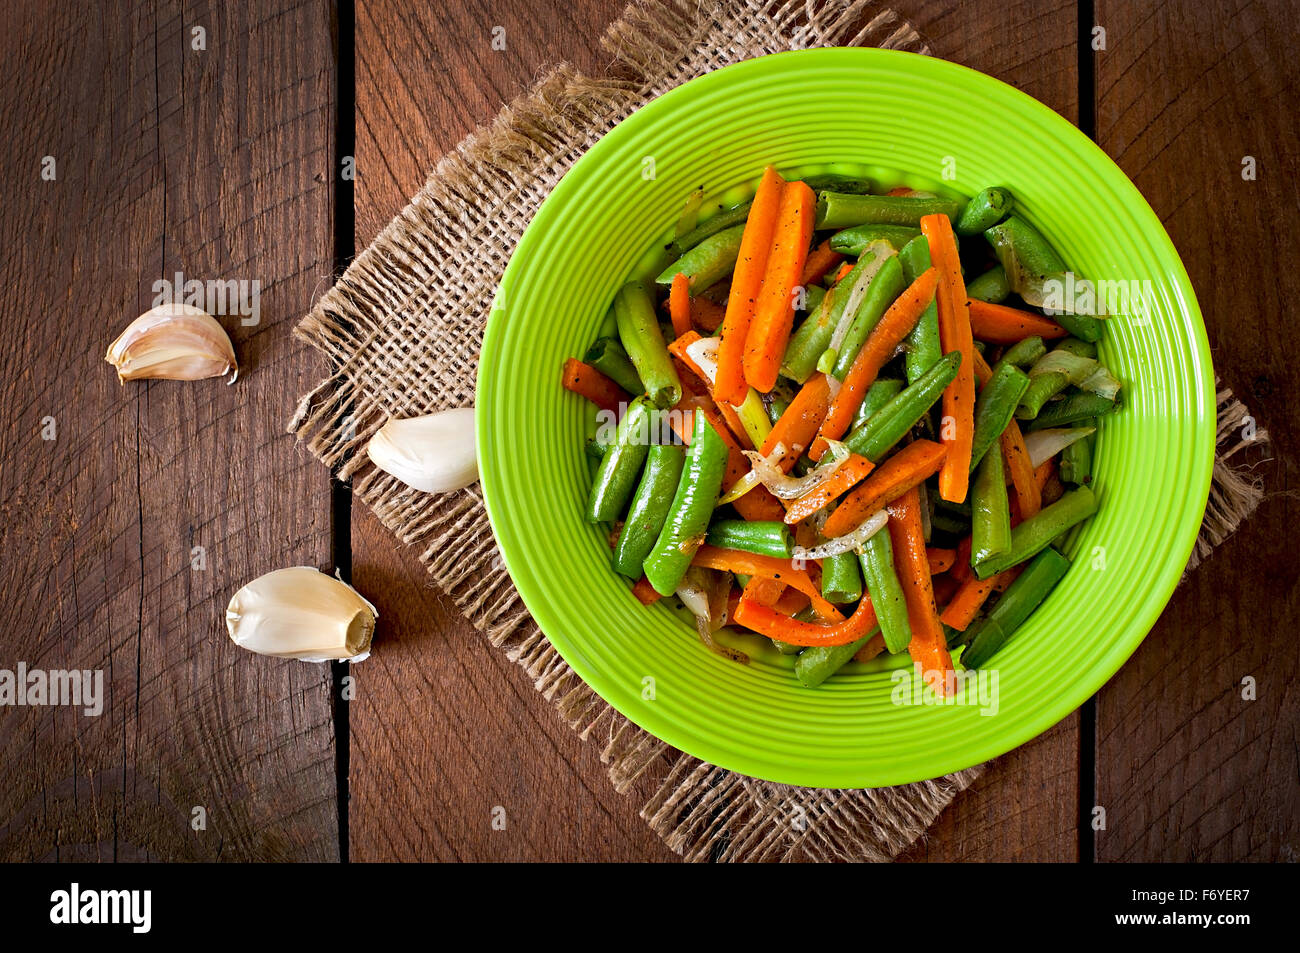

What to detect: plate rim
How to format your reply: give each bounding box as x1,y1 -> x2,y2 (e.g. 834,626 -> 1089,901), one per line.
477,47 -> 1215,788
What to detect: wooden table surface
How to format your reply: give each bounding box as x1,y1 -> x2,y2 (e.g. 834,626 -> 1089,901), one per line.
1,0 -> 1294,862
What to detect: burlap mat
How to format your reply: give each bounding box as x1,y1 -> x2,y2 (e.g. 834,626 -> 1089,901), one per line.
288,0 -> 1270,861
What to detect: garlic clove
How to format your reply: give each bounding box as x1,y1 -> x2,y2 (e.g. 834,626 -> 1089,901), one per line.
106,303 -> 238,384
225,567 -> 377,662
366,408 -> 478,493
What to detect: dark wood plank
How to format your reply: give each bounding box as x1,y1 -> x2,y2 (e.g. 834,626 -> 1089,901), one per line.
349,0 -> 674,862
1092,0 -> 1299,861
0,0 -> 339,861
350,0 -> 1081,861
891,0 -> 1082,863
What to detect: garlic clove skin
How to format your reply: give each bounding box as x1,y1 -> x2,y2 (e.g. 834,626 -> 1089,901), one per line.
106,303 -> 238,384
226,567 -> 377,662
366,408 -> 478,493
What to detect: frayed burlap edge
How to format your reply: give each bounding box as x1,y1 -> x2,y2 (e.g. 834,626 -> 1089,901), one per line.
1182,380 -> 1270,578
288,0 -> 1266,862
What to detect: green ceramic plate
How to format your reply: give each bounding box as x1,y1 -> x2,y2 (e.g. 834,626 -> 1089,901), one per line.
478,48 -> 1214,788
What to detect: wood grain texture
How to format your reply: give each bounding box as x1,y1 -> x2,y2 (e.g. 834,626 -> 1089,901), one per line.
349,0 -> 675,862
1092,0 -> 1299,861
0,0 -> 339,860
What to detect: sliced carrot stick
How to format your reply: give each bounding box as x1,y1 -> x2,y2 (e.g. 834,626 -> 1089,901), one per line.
886,186 -> 914,197
690,297 -> 725,333
1000,418 -> 1041,519
782,453 -> 875,525
774,588 -> 811,616
920,213 -> 975,503
938,574 -> 998,630
822,439 -> 948,537
716,167 -> 784,405
732,483 -> 787,522
561,358 -> 630,415
744,180 -> 816,393
927,547 -> 956,574
760,372 -> 831,472
631,576 -> 662,605
1034,457 -> 1055,491
669,272 -> 692,338
931,573 -> 961,608
799,239 -> 843,287
833,262 -> 853,282
668,331 -> 752,449
939,564 -> 1024,630
886,486 -> 955,695
967,298 -> 1069,344
667,330 -> 705,373
746,576 -> 786,607
951,535 -> 973,583
972,345 -> 995,390
693,545 -> 844,622
810,267 -> 938,458
733,589 -> 874,646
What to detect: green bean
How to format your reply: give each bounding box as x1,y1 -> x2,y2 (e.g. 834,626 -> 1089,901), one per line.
585,438 -> 608,462
853,378 -> 904,431
955,187 -> 1015,235
965,265 -> 1011,304
821,551 -> 863,604
970,362 -> 1031,472
643,412 -> 729,595
859,530 -> 912,653
961,548 -> 1071,667
985,217 -> 1102,342
1059,420 -> 1095,485
1016,344 -> 1098,419
828,255 -> 905,380
611,444 -> 686,577
655,223 -> 745,292
665,202 -> 751,259
816,192 -> 963,230
829,224 -> 922,255
999,335 -> 1047,370
674,187 -> 706,238
773,639 -> 803,656
705,520 -> 794,558
802,283 -> 826,315
586,397 -> 653,522
614,280 -> 682,409
780,283 -> 838,384
1025,392 -> 1118,430
1055,337 -> 1097,360
973,487 -> 1097,579
805,243 -> 898,375
845,351 -> 961,461
583,337 -> 643,396
766,395 -> 790,424
794,627 -> 881,688
798,173 -> 875,195
970,446 -> 1011,566
899,235 -> 942,384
